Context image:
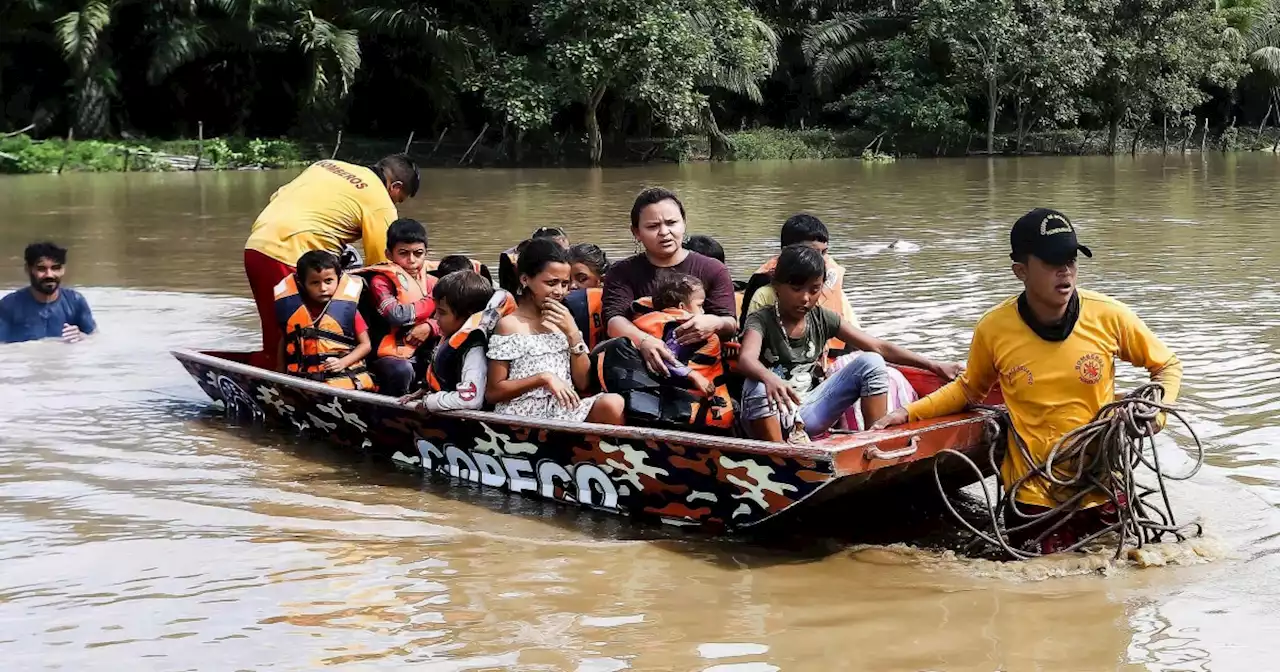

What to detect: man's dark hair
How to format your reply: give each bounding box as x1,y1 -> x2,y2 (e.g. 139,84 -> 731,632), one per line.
373,153 -> 420,197
434,270 -> 494,317
437,254 -> 475,276
629,187 -> 686,230
683,235 -> 725,264
652,273 -> 704,311
773,243 -> 826,286
296,250 -> 343,281
780,214 -> 829,247
387,218 -> 428,249
24,241 -> 67,267
568,243 -> 610,277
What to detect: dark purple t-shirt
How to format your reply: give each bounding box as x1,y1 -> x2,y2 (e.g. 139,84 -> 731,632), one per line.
601,251 -> 737,323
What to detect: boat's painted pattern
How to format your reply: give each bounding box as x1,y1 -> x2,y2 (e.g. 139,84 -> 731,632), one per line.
179,355 -> 835,530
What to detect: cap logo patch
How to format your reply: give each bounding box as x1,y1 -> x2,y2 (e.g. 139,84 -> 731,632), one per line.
1040,214 -> 1073,236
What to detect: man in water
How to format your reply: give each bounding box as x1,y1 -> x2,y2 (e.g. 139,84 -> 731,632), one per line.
243,154 -> 420,369
873,208 -> 1183,554
0,241 -> 97,344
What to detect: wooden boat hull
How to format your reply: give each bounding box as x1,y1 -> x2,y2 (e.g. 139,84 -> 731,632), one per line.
173,349 -> 1002,532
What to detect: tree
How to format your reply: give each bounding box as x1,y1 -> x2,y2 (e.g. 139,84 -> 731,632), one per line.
693,1 -> 779,159
1007,0 -> 1102,152
54,0 -> 116,137
1084,0 -> 1247,153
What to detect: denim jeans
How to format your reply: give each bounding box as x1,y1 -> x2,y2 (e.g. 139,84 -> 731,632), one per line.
741,352 -> 890,437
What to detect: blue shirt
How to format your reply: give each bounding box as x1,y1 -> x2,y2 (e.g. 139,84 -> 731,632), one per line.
0,287 -> 97,343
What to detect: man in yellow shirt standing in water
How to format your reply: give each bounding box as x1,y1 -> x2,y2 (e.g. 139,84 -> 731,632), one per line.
873,207 -> 1183,554
243,154 -> 420,370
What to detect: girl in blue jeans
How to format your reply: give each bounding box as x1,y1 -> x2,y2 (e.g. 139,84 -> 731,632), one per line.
737,244 -> 962,443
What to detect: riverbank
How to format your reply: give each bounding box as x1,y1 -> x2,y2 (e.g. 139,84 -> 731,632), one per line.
2,126 -> 1277,174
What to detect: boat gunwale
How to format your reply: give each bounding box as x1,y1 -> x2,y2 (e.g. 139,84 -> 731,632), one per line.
172,348 -> 999,464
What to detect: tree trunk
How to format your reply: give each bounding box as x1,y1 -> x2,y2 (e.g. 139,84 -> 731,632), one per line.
1130,119 -> 1145,156
1107,113 -> 1121,155
703,106 -> 731,161
986,79 -> 998,154
1162,114 -> 1168,155
585,97 -> 603,166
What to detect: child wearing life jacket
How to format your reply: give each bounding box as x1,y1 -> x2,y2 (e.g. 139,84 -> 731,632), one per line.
275,250 -> 375,390
433,254 -> 493,284
647,274 -> 719,398
568,243 -> 610,290
400,270 -> 500,412
356,219 -> 438,396
737,244 -> 960,443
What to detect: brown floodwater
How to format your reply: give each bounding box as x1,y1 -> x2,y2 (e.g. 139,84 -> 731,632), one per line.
2,155 -> 1279,670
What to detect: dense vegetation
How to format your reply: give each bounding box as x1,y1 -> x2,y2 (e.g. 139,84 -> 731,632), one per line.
2,0 -> 1279,164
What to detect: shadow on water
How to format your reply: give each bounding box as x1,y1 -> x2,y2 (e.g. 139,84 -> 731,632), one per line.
186,405 -> 979,570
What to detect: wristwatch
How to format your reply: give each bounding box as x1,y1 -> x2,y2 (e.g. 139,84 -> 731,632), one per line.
569,341 -> 589,356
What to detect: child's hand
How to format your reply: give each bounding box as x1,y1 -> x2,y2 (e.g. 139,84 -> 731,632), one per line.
406,322 -> 434,347
321,357 -> 347,373
541,301 -> 581,341
398,388 -> 427,405
931,361 -> 965,381
542,373 -> 581,408
764,373 -> 801,413
870,408 -> 909,430
688,370 -> 717,398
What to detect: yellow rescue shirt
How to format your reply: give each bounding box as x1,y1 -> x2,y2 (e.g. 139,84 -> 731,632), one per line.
245,160 -> 398,267
906,289 -> 1183,508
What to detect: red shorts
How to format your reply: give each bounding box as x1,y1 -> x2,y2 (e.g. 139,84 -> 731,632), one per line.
243,249 -> 294,370
1008,494 -> 1124,555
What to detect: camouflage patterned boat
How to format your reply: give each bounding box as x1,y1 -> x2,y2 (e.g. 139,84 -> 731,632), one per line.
174,348 -> 1004,532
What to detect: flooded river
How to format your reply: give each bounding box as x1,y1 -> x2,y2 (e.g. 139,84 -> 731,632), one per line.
2,155 -> 1279,670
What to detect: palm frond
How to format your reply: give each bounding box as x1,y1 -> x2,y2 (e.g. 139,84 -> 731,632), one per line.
802,12 -> 871,92
354,6 -> 474,71
297,12 -> 361,101
1251,45 -> 1280,80
54,0 -> 113,73
147,20 -> 216,83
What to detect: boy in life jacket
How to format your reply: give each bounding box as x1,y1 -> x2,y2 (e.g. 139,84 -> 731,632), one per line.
356,219 -> 438,396
275,250 -> 375,390
737,244 -> 960,443
401,271 -> 506,412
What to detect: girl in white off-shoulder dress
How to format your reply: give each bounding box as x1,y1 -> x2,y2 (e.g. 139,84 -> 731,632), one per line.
485,238 -> 626,425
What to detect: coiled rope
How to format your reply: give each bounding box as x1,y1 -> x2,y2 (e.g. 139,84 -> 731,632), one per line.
934,383 -> 1204,560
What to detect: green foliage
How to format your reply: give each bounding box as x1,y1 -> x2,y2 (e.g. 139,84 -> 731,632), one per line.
465,53 -> 556,132
0,134 -> 169,173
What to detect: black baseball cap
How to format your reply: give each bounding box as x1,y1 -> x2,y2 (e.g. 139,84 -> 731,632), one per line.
1010,208 -> 1093,265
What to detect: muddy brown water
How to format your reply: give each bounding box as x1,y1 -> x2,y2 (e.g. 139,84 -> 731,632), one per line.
2,156 -> 1279,670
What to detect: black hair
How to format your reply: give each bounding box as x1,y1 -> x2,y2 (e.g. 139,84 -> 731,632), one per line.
517,237 -> 572,279
568,243 -> 610,277
652,273 -> 704,311
780,213 -> 829,247
773,244 -> 826,286
296,250 -> 343,282
437,254 -> 475,276
386,218 -> 428,249
24,241 -> 67,266
683,235 -> 725,264
532,227 -> 569,245
434,270 -> 494,318
629,187 -> 686,230
373,153 -> 420,197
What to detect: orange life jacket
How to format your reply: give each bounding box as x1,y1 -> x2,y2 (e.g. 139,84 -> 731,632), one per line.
631,304 -> 734,429
425,290 -> 517,395
354,262 -> 437,360
273,272 -> 376,391
747,255 -> 852,355
564,288 -> 605,351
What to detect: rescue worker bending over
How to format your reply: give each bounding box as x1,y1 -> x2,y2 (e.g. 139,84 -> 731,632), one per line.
275,251 -> 375,390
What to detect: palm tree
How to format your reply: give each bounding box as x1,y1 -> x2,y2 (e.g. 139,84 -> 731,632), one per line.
54,0 -> 116,137
801,11 -> 872,95
1246,0 -> 1280,120
694,10 -> 779,159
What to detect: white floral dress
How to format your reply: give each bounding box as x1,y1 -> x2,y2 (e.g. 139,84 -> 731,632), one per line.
487,331 -> 600,422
